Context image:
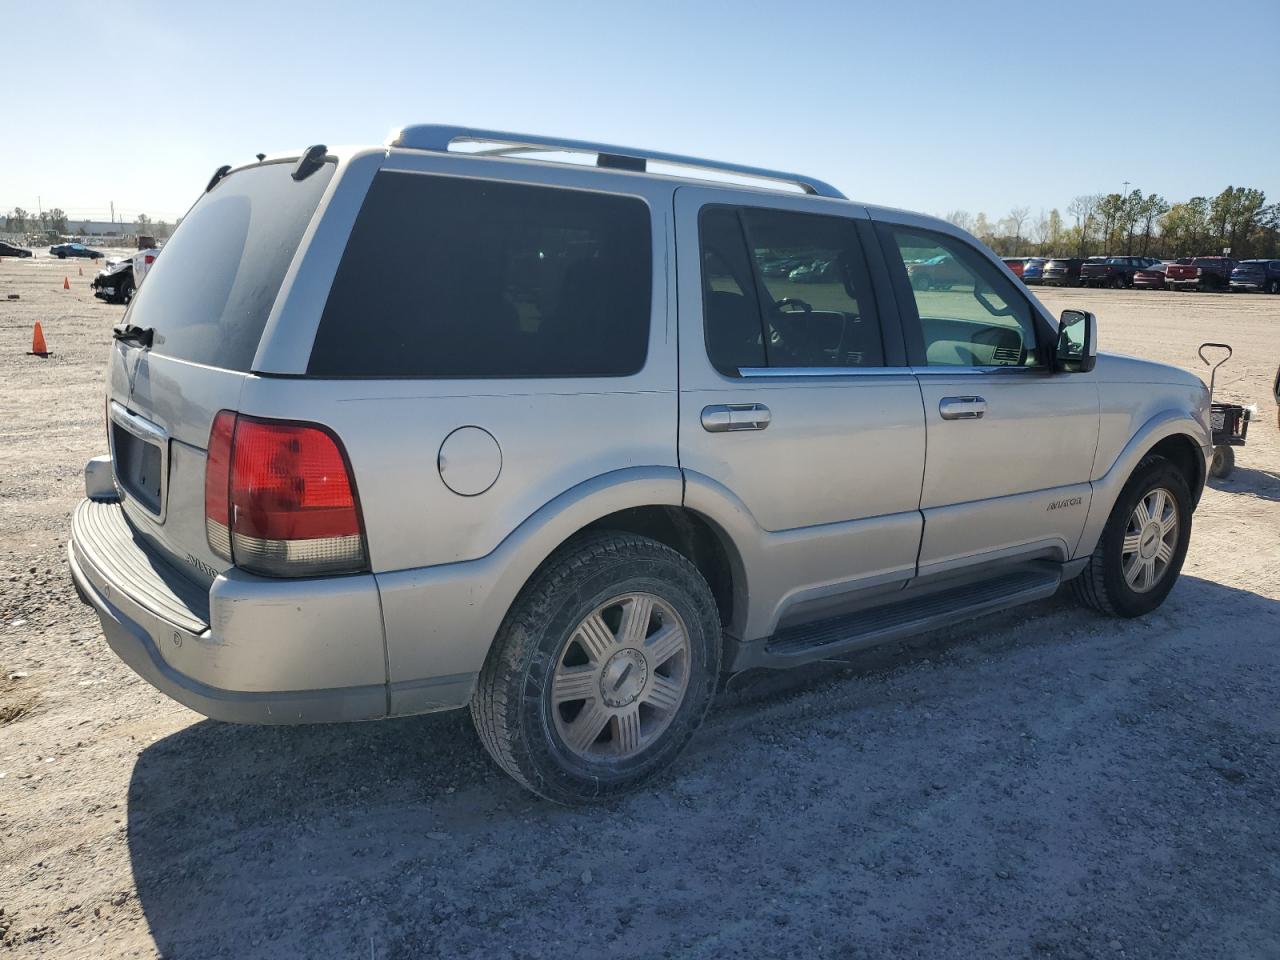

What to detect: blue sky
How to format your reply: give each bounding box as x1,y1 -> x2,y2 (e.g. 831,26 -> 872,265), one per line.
3,0 -> 1276,224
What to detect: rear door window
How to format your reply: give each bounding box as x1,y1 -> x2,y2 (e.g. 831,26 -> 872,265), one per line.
127,160 -> 334,372
699,205 -> 884,375
308,173 -> 652,378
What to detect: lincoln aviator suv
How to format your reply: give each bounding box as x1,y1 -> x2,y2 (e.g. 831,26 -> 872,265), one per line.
70,126 -> 1212,803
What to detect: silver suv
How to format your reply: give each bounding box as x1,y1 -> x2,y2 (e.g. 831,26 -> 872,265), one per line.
70,126 -> 1212,803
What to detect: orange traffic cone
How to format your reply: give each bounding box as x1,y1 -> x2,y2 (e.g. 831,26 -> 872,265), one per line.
28,322 -> 51,358
62,276 -> 70,290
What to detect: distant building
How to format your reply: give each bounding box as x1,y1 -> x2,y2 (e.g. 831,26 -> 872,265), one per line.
71,220 -> 130,238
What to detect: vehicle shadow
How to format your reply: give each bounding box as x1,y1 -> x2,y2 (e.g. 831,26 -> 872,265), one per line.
1208,465 -> 1280,503
125,574 -> 1280,959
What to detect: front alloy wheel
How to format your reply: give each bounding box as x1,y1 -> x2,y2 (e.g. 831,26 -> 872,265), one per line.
1120,487 -> 1178,592
1072,455 -> 1192,617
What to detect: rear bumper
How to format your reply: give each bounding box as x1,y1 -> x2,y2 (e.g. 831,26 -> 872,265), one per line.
69,497 -> 392,723
1229,281 -> 1261,291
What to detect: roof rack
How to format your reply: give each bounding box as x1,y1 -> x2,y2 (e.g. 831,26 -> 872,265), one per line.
386,124 -> 846,199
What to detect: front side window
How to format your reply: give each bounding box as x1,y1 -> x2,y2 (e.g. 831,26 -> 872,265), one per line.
891,228 -> 1040,367
309,173 -> 652,378
699,205 -> 884,375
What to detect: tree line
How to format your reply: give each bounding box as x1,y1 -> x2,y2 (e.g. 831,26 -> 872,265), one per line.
947,185 -> 1277,260
2,207 -> 176,240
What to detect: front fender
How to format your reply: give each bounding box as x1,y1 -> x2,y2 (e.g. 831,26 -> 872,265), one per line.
1075,409 -> 1211,558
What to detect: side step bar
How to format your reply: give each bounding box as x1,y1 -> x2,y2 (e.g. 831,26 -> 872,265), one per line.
752,568 -> 1063,668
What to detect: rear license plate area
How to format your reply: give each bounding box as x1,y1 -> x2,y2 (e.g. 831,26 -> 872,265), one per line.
110,415 -> 166,515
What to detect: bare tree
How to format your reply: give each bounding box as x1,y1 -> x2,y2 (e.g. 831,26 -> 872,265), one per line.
1007,205 -> 1030,253
945,210 -> 975,233
1067,195 -> 1100,255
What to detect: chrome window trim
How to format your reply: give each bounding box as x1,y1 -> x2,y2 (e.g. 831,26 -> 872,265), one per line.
737,364 -> 1045,378
738,366 -> 914,378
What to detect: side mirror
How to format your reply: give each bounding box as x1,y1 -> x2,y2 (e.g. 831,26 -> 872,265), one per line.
1055,309 -> 1097,373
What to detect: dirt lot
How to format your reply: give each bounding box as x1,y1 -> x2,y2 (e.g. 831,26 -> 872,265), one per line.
1,255 -> 1278,959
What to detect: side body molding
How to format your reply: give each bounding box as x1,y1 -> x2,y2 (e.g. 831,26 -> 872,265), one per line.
683,469 -> 922,642
377,466 -> 682,713
1075,409 -> 1211,558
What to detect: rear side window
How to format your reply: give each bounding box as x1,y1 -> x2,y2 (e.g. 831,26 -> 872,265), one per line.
699,205 -> 884,375
309,173 -> 652,378
128,160 -> 334,372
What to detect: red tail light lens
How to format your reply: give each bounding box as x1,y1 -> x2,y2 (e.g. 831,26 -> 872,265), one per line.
203,412 -> 366,577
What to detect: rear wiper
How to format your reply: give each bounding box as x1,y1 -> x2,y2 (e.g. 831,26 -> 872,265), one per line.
112,323 -> 154,348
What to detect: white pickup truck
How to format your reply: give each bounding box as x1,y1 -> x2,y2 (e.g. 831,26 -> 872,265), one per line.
91,247 -> 159,304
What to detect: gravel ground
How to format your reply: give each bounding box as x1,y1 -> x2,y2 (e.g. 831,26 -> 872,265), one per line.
1,256 -> 1278,959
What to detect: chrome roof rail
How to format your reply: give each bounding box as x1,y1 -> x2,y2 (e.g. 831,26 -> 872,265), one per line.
386,124 -> 846,199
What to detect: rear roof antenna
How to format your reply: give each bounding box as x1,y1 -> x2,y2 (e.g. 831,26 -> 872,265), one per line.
256,153 -> 266,162
292,144 -> 328,181
205,164 -> 231,193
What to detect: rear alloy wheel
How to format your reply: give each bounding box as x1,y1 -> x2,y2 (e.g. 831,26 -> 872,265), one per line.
1072,456 -> 1192,617
118,275 -> 135,305
471,532 -> 721,804
1268,280 -> 1280,295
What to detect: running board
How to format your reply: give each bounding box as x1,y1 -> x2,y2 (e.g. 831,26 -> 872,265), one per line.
757,568 -> 1063,667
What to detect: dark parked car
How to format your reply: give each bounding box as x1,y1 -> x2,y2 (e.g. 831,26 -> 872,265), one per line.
49,242 -> 104,260
0,240 -> 33,258
1131,261 -> 1173,290
1165,257 -> 1235,291
1080,256 -> 1161,288
1229,259 -> 1280,294
92,256 -> 137,304
1020,257 -> 1047,284
1042,257 -> 1088,287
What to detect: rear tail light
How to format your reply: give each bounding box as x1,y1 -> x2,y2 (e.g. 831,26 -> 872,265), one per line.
204,411 -> 367,577
144,254 -> 155,265
1195,268 -> 1203,277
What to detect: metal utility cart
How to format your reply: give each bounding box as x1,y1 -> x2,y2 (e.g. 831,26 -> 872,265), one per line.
1199,342 -> 1252,479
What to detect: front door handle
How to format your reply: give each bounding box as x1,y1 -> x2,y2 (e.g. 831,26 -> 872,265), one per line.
701,403 -> 772,432
939,396 -> 986,420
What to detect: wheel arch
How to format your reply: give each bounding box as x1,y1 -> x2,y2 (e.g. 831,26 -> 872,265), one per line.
1074,412 -> 1209,559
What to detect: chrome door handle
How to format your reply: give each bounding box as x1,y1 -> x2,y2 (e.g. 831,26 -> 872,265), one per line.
701,403 -> 772,432
938,396 -> 986,420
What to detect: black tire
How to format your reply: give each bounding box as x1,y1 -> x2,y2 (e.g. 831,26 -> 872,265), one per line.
1209,444 -> 1235,479
471,532 -> 722,804
1268,280 -> 1280,295
117,274 -> 135,305
1071,456 -> 1193,618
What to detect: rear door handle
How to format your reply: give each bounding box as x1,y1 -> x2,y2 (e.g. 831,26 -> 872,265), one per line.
938,396 -> 986,420
701,403 -> 772,432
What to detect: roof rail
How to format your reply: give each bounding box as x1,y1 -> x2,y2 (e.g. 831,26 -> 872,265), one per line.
386,124 -> 846,199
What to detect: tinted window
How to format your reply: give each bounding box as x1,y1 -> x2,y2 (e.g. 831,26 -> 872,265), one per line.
699,205 -> 883,375
891,228 -> 1040,367
128,161 -> 334,372
309,173 -> 651,378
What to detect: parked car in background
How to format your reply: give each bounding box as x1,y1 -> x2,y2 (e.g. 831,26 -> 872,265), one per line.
1020,257 -> 1047,284
1080,256 -> 1161,289
0,240 -> 34,258
906,252 -> 970,289
131,247 -> 159,287
1166,257 -> 1235,291
49,242 -> 104,260
1001,257 -> 1026,278
1132,261 -> 1173,290
1229,259 -> 1280,294
1042,257 -> 1087,287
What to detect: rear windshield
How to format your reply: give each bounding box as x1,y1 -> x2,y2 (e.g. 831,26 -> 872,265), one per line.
126,160 -> 334,371
308,173 -> 652,379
